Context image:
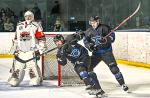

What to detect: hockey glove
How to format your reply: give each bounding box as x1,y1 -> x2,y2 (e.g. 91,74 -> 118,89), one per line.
88,43 -> 97,52
13,50 -> 19,56
99,37 -> 107,44
73,31 -> 85,41
61,43 -> 68,51
100,37 -> 113,44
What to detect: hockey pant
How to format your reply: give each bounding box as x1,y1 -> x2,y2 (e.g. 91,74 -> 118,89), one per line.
8,51 -> 42,86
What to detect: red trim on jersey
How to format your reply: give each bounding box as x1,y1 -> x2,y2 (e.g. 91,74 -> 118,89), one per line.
20,32 -> 30,35
35,31 -> 44,39
25,22 -> 27,28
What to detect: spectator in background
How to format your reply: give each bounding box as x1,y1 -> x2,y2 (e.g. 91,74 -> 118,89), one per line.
0,8 -> 6,18
0,8 -> 17,32
51,1 -> 60,15
5,7 -> 17,27
50,1 -> 61,25
0,18 -> 4,32
3,18 -> 14,32
53,18 -> 63,31
32,3 -> 42,22
5,7 -> 14,18
1,12 -> 7,22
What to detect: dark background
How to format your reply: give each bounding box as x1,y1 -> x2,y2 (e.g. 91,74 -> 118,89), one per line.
0,0 -> 149,31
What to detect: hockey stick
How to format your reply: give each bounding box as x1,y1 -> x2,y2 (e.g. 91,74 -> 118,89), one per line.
102,2 -> 141,43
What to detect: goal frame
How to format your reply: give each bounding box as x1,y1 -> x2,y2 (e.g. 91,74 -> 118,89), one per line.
41,32 -> 75,86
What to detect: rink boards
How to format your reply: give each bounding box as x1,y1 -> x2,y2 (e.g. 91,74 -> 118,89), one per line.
0,31 -> 150,67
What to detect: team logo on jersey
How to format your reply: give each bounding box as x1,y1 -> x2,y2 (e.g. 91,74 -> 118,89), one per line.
91,36 -> 102,45
71,48 -> 80,58
20,32 -> 31,41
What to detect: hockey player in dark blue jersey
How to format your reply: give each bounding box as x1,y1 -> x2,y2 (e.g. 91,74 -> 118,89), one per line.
83,16 -> 129,92
53,34 -> 106,97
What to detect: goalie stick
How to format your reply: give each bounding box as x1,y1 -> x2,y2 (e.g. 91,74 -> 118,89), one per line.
14,47 -> 58,63
102,2 -> 141,44
14,37 -> 77,63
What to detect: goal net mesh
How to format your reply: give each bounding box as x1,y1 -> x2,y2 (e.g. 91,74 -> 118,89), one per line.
42,32 -> 84,86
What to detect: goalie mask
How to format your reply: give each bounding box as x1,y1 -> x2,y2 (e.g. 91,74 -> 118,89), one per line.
53,34 -> 65,46
24,10 -> 34,24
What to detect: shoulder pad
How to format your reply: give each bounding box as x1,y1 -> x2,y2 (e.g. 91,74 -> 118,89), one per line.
86,28 -> 91,32
17,21 -> 24,26
31,22 -> 39,27
85,28 -> 92,35
101,24 -> 111,29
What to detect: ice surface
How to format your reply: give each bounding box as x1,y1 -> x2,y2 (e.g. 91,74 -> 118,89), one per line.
0,58 -> 150,98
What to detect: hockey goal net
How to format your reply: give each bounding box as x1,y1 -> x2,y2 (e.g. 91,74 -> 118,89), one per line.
42,32 -> 84,86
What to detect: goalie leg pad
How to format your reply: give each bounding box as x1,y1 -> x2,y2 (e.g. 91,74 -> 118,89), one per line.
29,63 -> 42,86
29,67 -> 43,86
8,69 -> 25,86
8,58 -> 26,87
29,77 -> 42,86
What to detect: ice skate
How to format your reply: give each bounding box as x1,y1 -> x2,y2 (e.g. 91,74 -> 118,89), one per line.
96,91 -> 107,98
85,85 -> 92,91
88,89 -> 107,98
122,84 -> 130,93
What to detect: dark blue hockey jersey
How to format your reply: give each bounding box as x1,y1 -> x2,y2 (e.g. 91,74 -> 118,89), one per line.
56,43 -> 89,66
83,24 -> 115,55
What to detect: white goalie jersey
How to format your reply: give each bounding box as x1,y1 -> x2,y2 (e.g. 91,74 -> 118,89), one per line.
15,21 -> 46,53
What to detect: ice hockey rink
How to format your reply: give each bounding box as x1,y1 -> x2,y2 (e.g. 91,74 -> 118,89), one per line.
0,58 -> 150,98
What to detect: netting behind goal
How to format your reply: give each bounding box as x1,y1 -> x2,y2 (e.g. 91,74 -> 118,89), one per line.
42,32 -> 84,86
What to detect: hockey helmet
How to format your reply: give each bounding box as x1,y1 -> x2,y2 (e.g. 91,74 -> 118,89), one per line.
24,10 -> 34,21
53,34 -> 65,42
89,16 -> 100,25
